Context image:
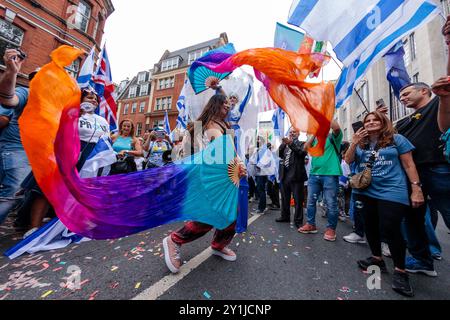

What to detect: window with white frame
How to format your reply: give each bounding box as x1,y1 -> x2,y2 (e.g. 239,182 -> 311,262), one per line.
153,120 -> 164,128
161,57 -> 179,71
123,104 -> 129,115
188,47 -> 210,64
357,82 -> 370,110
136,123 -> 143,137
155,97 -> 172,111
140,83 -> 149,96
137,72 -> 147,83
75,0 -> 91,33
158,77 -> 175,90
131,102 -> 137,114
0,19 -> 24,66
65,59 -> 81,79
409,33 -> 416,61
403,39 -> 411,66
128,85 -> 137,98
139,102 -> 146,113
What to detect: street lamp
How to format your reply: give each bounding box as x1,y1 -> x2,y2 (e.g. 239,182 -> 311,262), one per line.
5,8 -> 17,23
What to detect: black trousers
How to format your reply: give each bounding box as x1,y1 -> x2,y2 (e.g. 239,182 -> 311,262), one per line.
248,177 -> 257,199
355,194 -> 408,270
267,181 -> 280,207
280,180 -> 305,226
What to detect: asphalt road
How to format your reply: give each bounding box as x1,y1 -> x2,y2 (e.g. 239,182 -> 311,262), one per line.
0,200 -> 449,301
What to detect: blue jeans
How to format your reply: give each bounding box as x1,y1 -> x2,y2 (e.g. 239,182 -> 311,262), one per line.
306,175 -> 339,230
425,205 -> 442,257
420,164 -> 450,230
0,150 -> 30,224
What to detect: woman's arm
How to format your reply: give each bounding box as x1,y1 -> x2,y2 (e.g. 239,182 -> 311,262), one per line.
400,152 -> 425,209
128,138 -> 143,157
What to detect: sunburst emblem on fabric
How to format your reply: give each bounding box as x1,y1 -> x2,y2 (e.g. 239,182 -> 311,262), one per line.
227,157 -> 241,187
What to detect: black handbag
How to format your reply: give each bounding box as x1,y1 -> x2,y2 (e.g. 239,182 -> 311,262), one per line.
110,155 -> 137,175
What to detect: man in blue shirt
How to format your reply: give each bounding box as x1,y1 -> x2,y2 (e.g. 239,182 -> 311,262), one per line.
0,49 -> 33,224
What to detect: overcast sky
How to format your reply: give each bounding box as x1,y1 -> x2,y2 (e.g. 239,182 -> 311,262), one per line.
103,0 -> 341,83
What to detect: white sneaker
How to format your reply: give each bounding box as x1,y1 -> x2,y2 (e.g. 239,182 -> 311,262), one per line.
23,227 -> 39,239
343,233 -> 366,244
381,242 -> 392,258
212,247 -> 237,262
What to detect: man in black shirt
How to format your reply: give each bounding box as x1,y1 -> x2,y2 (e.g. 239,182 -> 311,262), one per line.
397,82 -> 450,277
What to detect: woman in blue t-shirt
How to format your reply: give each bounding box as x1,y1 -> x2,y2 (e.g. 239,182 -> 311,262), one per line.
345,111 -> 424,298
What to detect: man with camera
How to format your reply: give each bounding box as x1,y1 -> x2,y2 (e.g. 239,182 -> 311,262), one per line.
0,49 -> 33,224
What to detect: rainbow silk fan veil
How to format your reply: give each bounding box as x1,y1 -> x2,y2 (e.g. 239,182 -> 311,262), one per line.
19,46 -> 240,240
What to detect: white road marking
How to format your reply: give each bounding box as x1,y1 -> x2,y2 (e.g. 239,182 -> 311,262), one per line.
132,214 -> 262,300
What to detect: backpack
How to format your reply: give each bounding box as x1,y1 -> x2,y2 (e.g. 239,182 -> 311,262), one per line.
442,128 -> 450,164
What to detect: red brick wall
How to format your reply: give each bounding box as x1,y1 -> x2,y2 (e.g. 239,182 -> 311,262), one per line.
119,98 -> 148,136
0,0 -> 112,85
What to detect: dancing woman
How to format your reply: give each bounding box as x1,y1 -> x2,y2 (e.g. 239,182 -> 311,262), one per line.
163,94 -> 247,274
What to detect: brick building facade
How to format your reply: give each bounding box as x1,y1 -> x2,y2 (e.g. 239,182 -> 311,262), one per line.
116,70 -> 152,137
117,33 -> 229,136
0,0 -> 114,86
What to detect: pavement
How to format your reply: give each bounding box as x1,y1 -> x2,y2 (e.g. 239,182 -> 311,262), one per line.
0,199 -> 449,301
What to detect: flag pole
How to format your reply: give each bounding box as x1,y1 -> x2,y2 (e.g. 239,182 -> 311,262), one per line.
329,54 -> 370,114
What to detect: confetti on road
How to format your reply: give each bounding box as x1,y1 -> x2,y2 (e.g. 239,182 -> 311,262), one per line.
110,282 -> 119,289
111,266 -> 119,271
324,261 -> 329,264
292,252 -> 300,256
203,291 -> 211,299
41,290 -> 53,298
58,262 -> 67,265
339,287 -> 352,293
52,267 -> 63,272
274,249 -> 278,252
135,282 -> 141,289
88,290 -> 99,300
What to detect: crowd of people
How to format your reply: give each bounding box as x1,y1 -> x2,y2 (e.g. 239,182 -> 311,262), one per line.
0,15 -> 448,299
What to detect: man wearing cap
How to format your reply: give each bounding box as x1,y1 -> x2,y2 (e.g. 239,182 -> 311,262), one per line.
0,49 -> 36,224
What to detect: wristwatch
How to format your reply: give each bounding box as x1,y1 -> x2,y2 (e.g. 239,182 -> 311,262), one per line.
411,181 -> 423,187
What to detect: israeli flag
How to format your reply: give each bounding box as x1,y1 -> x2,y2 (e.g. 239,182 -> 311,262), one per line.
288,0 -> 440,107
272,108 -> 286,138
4,218 -> 90,260
77,46 -> 96,88
384,41 -> 411,99
176,80 -> 190,129
164,110 -> 171,137
79,135 -> 116,179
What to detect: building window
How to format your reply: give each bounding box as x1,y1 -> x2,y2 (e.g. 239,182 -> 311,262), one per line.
403,39 -> 411,66
357,82 -> 370,110
390,86 -> 413,122
129,86 -> 137,98
153,120 -> 164,128
123,104 -> 129,115
136,123 -> 143,137
413,72 -> 419,83
140,83 -> 149,96
158,77 -> 175,90
139,102 -> 146,113
0,19 -> 24,66
65,59 -> 81,78
155,97 -> 172,111
188,47 -> 210,64
161,57 -> 179,72
442,0 -> 449,16
131,102 -> 137,114
409,33 -> 416,61
75,0 -> 91,33
137,72 -> 147,83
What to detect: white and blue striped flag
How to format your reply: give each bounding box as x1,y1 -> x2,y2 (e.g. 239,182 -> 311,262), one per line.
79,135 -> 116,179
77,46 -> 96,88
288,0 -> 441,107
176,80 -> 190,129
164,110 -> 172,141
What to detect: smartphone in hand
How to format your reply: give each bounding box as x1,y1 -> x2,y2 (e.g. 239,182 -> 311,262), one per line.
352,121 -> 364,133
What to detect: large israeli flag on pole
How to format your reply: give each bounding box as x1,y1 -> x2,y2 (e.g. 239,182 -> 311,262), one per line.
288,0 -> 441,107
